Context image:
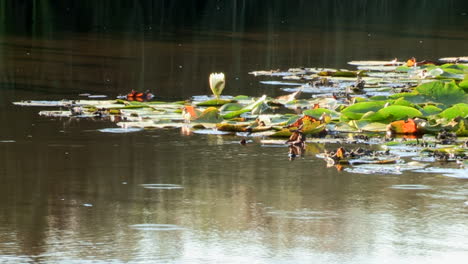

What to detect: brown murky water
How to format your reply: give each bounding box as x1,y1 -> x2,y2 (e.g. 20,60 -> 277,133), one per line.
1,15 -> 468,264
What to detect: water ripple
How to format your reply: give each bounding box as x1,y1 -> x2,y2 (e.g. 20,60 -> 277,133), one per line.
129,224 -> 185,231
140,184 -> 184,190
98,128 -> 143,133
389,184 -> 432,190
266,209 -> 338,220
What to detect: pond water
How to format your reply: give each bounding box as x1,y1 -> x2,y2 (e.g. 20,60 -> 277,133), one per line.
1,2 -> 468,263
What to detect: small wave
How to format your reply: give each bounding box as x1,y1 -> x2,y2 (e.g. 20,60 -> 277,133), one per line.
140,184 -> 183,190
193,129 -> 231,135
389,184 -> 431,190
98,128 -> 143,133
129,224 -> 185,231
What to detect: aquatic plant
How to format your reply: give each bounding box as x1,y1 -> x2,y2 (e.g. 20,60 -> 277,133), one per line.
209,72 -> 225,99
13,57 -> 468,173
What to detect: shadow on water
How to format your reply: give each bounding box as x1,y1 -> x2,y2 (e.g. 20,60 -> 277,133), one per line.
1,1 -> 468,263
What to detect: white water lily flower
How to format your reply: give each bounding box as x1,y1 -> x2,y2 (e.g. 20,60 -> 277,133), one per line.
209,72 -> 225,99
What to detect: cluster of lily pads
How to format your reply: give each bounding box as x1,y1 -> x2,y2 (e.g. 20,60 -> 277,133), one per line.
13,57 -> 468,176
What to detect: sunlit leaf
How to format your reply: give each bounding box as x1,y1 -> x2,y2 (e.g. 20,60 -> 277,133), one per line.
438,103 -> 468,120
219,103 -> 244,112
194,107 -> 223,123
421,105 -> 443,116
459,74 -> 468,92
340,101 -> 386,120
388,119 -> 419,134
415,80 -> 468,105
196,99 -> 231,106
216,123 -> 248,132
303,108 -> 340,119
371,105 -> 422,122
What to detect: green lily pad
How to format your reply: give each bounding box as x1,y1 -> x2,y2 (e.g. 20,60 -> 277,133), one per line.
452,118 -> 468,136
421,105 -> 443,116
194,107 -> 223,123
232,95 -> 251,100
415,80 -> 468,106
303,108 -> 340,119
196,99 -> 231,106
370,105 -> 422,122
389,92 -> 427,104
349,120 -> 387,132
271,119 -> 326,137
459,74 -> 468,92
221,109 -> 250,119
340,101 -> 386,120
219,103 -> 244,112
392,97 -> 414,107
438,103 -> 468,120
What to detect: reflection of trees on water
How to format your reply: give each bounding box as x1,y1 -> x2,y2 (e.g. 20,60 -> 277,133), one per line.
2,1 -> 468,34
0,131 -> 450,259
1,1 -> 467,99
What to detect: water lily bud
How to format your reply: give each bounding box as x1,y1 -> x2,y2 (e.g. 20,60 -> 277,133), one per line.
209,72 -> 225,99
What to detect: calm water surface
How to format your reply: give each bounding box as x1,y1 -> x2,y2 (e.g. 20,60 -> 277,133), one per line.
1,18 -> 468,264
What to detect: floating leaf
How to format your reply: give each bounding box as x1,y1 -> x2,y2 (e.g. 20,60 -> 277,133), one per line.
270,129 -> 294,137
392,97 -> 414,107
459,74 -> 468,92
348,60 -> 403,66
216,123 -> 248,132
388,119 -> 419,134
438,103 -> 468,120
196,99 -> 231,106
318,70 -> 358,77
370,105 -> 422,122
219,103 -> 244,112
415,80 -> 468,105
194,107 -> 223,123
303,108 -> 340,119
38,110 -> 72,117
451,117 -> 468,136
421,105 -> 443,116
286,115 -> 318,128
222,95 -> 268,119
350,120 -> 388,132
340,101 -> 386,120
300,120 -> 326,135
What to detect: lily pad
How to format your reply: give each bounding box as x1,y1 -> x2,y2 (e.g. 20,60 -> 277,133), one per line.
367,105 -> 423,122
340,101 -> 386,120
459,74 -> 468,92
415,80 -> 468,105
196,99 -> 231,106
438,103 -> 468,120
421,105 -> 443,116
194,107 -> 223,123
303,108 -> 340,119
